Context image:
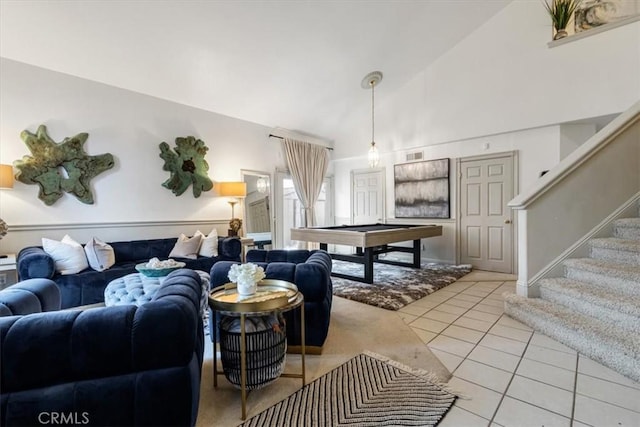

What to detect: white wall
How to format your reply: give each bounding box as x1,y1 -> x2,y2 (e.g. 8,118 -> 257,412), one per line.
331,1 -> 639,265
560,124 -> 597,160
333,125 -> 563,264
333,1 -> 639,161
0,59 -> 286,253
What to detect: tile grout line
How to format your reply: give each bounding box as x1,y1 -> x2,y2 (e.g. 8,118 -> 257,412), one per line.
571,353 -> 579,425
430,287 -> 515,355
445,284 -> 569,422
412,275 -> 640,423
487,331 -> 536,426
415,280 -> 506,323
427,279 -> 590,423
445,280 -> 574,423
411,298 -> 490,355
575,371 -> 640,392
442,284 -> 524,396
451,369 -> 586,424
460,283 -> 640,419
450,406 -> 493,423
473,283 -> 587,423
573,380 -> 640,415
420,280 -> 516,422
413,281 -> 506,353
409,279 -> 586,422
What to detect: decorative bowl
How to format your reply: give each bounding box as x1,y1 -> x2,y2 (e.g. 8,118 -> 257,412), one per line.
135,262 -> 185,277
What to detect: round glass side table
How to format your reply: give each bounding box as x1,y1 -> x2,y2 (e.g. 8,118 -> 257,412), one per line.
208,279 -> 305,420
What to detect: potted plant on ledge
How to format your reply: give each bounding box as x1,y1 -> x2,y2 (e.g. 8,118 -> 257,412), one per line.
543,0 -> 581,40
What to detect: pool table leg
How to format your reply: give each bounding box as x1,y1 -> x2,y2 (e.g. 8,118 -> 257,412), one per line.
364,247 -> 374,283
413,239 -> 421,268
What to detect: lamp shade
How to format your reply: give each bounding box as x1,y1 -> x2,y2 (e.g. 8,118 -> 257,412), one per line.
216,181 -> 247,197
0,164 -> 14,189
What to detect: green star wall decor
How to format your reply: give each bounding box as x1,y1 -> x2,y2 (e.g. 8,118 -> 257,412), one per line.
14,125 -> 115,206
159,136 -> 213,197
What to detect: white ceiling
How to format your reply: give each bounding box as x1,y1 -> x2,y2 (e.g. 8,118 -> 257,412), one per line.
0,0 -> 512,146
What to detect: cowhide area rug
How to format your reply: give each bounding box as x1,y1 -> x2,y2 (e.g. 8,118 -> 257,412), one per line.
331,259 -> 472,311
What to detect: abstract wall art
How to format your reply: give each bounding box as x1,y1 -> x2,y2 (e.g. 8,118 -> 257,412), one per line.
14,125 -> 115,206
394,158 -> 450,218
159,136 -> 213,197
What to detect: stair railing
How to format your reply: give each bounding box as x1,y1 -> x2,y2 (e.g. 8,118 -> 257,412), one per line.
508,101 -> 640,297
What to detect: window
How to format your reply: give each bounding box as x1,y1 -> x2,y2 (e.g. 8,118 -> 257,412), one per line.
275,171 -> 332,249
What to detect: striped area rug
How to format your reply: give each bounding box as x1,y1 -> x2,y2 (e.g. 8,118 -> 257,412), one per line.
241,351 -> 457,427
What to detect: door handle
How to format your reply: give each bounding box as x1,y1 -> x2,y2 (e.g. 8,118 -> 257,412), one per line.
504,219 -> 512,224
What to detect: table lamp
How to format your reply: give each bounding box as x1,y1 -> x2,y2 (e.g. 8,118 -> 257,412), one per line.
216,182 -> 247,236
0,164 -> 14,258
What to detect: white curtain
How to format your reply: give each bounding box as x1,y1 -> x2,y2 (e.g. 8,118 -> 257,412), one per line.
282,138 -> 330,228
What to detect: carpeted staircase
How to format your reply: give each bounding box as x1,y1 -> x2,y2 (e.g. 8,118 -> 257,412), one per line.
504,211 -> 640,383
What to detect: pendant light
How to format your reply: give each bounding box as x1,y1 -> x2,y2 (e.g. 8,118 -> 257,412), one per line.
256,176 -> 268,194
362,71 -> 383,168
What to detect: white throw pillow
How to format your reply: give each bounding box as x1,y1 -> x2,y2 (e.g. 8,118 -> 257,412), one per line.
169,234 -> 202,259
42,235 -> 89,275
84,237 -> 115,272
195,229 -> 219,257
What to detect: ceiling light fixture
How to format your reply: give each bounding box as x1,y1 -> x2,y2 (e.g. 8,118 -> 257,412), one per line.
256,177 -> 268,194
362,71 -> 383,168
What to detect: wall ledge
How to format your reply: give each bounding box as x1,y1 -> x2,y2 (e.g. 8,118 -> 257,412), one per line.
8,219 -> 228,232
548,15 -> 640,48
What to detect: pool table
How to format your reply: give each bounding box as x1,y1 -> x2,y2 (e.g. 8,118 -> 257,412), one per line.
290,223 -> 443,283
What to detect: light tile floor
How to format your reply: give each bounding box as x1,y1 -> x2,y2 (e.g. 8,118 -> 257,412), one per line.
397,270 -> 640,427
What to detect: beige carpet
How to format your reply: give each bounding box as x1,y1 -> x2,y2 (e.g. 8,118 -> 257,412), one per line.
196,296 -> 451,427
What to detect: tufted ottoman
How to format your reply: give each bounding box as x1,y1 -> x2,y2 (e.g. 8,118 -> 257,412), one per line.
104,270 -> 210,315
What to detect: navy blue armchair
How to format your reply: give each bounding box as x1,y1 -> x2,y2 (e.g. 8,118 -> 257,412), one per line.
0,269 -> 204,427
210,249 -> 333,353
0,278 -> 61,316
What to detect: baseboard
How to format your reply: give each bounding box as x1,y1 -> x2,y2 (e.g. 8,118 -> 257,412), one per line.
421,257 -> 457,265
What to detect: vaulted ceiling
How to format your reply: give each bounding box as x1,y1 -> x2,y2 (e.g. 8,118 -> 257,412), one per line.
0,0 -> 512,146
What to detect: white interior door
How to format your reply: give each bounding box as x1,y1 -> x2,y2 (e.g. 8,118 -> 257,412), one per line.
459,153 -> 515,273
246,198 -> 270,233
351,168 -> 385,224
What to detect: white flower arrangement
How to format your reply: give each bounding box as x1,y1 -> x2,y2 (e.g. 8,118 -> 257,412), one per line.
228,262 -> 265,285
146,257 -> 182,268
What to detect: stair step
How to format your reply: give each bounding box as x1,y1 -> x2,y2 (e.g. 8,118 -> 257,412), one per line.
614,218 -> 640,240
590,238 -> 640,265
504,293 -> 640,383
564,258 -> 640,296
539,278 -> 640,330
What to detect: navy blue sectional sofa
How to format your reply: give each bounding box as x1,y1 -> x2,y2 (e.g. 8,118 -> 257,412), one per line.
210,249 -> 333,353
0,269 -> 204,427
17,236 -> 241,309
